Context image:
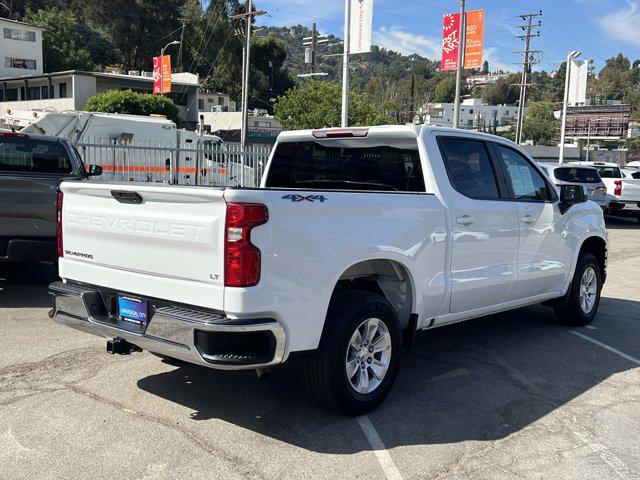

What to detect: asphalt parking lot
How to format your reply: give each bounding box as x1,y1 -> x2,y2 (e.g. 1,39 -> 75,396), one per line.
1,217 -> 640,480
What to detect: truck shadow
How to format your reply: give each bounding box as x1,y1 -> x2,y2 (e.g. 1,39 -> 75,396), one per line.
0,262 -> 57,308
136,298 -> 640,454
605,215 -> 640,229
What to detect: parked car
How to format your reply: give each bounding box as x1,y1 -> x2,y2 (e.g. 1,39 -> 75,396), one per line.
49,126 -> 607,415
538,163 -> 609,209
569,161 -> 640,221
0,132 -> 101,264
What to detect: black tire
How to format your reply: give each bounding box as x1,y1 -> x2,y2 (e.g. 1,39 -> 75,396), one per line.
304,290 -> 402,416
554,253 -> 602,326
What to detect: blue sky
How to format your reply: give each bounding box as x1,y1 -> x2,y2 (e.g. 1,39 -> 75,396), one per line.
254,0 -> 640,73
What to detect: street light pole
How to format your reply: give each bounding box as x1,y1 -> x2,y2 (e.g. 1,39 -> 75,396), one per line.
452,0 -> 466,129
559,50 -> 581,164
161,40 -> 180,57
341,0 -> 351,128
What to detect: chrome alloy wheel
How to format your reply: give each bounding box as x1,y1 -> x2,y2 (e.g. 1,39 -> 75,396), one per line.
579,266 -> 598,314
345,318 -> 392,395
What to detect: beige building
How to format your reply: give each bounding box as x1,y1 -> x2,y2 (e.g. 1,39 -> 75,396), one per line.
0,70 -> 201,125
200,110 -> 283,144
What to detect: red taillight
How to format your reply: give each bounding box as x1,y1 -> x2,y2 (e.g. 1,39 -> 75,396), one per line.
614,180 -> 623,197
56,190 -> 64,257
224,203 -> 268,287
1,132 -> 28,138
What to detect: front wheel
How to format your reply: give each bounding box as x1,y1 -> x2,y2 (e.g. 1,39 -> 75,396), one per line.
304,291 -> 402,416
554,253 -> 602,326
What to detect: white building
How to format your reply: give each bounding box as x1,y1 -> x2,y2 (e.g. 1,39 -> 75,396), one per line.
0,70 -> 201,126
466,74 -> 508,87
199,92 -> 236,112
421,98 -> 522,131
1,17 -> 44,78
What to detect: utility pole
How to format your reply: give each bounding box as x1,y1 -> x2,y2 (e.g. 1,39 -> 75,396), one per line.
177,18 -> 186,72
311,23 -> 318,74
513,11 -> 542,145
232,1 -> 266,149
452,0 -> 466,129
301,24 -> 329,77
341,0 -> 351,128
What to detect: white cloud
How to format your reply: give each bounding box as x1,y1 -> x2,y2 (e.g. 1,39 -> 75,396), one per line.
599,1 -> 640,47
484,47 -> 515,73
373,26 -> 441,59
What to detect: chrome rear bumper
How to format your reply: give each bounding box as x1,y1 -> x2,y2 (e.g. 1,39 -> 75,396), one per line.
49,281 -> 286,370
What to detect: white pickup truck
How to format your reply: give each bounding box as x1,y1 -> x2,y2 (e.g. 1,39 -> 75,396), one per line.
49,125 -> 608,415
570,161 -> 640,220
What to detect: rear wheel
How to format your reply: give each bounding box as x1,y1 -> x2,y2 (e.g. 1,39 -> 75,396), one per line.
554,253 -> 602,326
304,291 -> 401,416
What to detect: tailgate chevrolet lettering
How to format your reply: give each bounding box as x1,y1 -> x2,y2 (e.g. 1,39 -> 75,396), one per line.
66,211 -> 207,240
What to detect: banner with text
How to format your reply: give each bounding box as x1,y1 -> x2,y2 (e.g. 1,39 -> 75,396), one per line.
153,55 -> 172,94
441,12 -> 461,71
441,10 -> 485,71
350,0 -> 373,54
464,10 -> 485,69
568,59 -> 589,106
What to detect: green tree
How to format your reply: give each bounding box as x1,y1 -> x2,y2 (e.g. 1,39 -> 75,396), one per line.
482,74 -> 520,105
522,102 -> 560,146
274,81 -> 392,130
434,76 -> 457,103
481,60 -> 489,75
83,0 -> 183,71
22,7 -> 95,71
85,90 -> 180,125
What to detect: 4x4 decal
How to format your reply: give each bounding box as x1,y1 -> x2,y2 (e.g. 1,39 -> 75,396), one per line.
282,194 -> 327,203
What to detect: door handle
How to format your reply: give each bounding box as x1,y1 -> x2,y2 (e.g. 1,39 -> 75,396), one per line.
456,215 -> 475,226
521,215 -> 535,224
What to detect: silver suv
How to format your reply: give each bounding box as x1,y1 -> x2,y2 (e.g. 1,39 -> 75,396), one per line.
538,163 -> 609,209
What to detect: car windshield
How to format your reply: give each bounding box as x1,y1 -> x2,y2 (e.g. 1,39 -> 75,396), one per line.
554,167 -> 601,183
266,138 -> 426,192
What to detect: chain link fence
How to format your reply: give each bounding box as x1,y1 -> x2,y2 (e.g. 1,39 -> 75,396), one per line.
74,138 -> 271,187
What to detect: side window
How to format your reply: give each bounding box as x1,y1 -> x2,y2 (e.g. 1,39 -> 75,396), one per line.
494,145 -> 552,201
439,137 -> 500,199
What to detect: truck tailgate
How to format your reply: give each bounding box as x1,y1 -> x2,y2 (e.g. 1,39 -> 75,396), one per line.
59,182 -> 226,310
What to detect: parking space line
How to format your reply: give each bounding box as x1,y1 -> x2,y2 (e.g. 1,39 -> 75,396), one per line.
357,415 -> 403,480
570,331 -> 640,366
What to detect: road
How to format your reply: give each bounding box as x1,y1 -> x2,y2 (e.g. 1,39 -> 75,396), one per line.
1,218 -> 639,480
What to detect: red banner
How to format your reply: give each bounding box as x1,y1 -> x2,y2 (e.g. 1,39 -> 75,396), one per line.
441,13 -> 461,72
441,10 -> 485,71
153,55 -> 172,94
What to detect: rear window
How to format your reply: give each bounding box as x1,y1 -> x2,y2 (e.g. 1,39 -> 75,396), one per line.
265,139 -> 426,192
0,137 -> 72,174
554,167 -> 601,183
595,166 -> 622,179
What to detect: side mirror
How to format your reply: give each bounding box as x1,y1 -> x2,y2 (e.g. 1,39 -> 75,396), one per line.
559,184 -> 587,214
87,165 -> 103,176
